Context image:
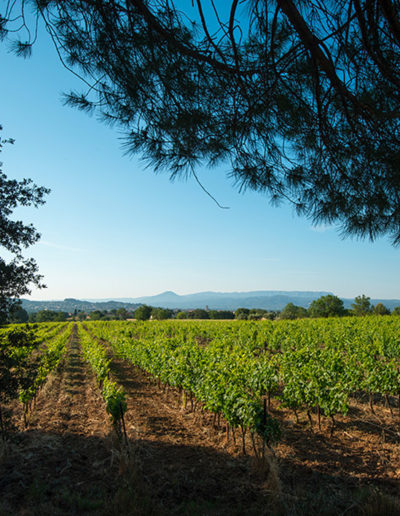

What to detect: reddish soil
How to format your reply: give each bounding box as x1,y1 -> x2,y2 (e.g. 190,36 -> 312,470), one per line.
109,354 -> 400,514
273,399 -> 400,514
0,327 -> 120,515
108,357 -> 277,515
0,326 -> 399,515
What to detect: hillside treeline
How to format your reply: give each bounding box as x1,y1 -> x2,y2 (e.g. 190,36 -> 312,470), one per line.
6,294 -> 400,324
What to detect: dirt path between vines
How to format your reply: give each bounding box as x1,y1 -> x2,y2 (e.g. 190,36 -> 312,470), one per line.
107,356 -> 277,515
0,325 -> 121,516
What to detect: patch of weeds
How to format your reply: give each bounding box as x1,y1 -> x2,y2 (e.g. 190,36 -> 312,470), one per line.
283,483 -> 352,516
58,487 -> 104,513
53,489 -> 104,514
174,499 -> 227,515
355,488 -> 400,516
27,478 -> 49,504
107,451 -> 160,516
110,477 -> 159,516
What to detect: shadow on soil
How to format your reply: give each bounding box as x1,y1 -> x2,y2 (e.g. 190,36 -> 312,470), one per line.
0,428 -> 274,516
1,425 -> 399,516
274,404 -> 400,479
102,355 -> 400,516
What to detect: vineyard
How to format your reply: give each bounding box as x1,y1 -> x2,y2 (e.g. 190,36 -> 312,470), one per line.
0,317 -> 400,514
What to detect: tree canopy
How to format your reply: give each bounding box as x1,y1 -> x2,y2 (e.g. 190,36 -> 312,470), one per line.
373,302 -> 390,315
235,308 -> 250,320
0,128 -> 49,323
134,304 -> 153,321
30,310 -> 68,322
351,294 -> 372,316
3,1 -> 400,242
187,309 -> 209,320
151,307 -> 173,320
308,294 -> 346,318
280,302 -> 308,319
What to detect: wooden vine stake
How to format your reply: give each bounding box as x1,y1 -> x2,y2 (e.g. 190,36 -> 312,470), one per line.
120,401 -> 130,455
262,398 -> 267,461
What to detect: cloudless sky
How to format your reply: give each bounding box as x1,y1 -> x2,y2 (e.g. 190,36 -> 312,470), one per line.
1,17 -> 399,301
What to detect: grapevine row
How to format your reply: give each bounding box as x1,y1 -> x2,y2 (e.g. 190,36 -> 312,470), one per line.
88,321 -> 281,453
19,323 -> 74,424
77,324 -> 127,437
87,317 -> 400,435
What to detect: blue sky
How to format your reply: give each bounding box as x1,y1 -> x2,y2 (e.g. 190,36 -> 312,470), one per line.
1,23 -> 399,301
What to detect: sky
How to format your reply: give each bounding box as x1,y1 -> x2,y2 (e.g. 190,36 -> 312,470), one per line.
1,16 -> 399,302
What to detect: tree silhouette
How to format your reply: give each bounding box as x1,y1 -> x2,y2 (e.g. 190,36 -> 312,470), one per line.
3,1 -> 400,242
0,129 -> 49,323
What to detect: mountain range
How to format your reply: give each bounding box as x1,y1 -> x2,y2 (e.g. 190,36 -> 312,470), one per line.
107,290 -> 333,311
21,290 -> 400,313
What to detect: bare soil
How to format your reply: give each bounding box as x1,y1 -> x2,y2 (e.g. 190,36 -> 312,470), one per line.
0,326 -> 119,515
109,354 -> 400,515
108,357 -> 277,515
0,326 -> 399,515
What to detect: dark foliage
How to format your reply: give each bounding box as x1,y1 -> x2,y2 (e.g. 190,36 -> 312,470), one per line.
351,294 -> 372,315
308,294 -> 346,318
208,310 -> 235,319
7,304 -> 29,323
235,308 -> 250,320
134,304 -> 153,321
3,1 -> 400,242
0,127 -> 50,323
151,307 -> 173,320
0,327 -> 40,437
280,302 -> 308,319
29,310 -> 69,322
187,309 -> 209,319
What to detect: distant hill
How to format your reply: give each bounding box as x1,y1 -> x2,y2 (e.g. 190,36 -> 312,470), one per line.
23,291 -> 333,312
21,291 -> 400,313
21,298 -> 141,314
